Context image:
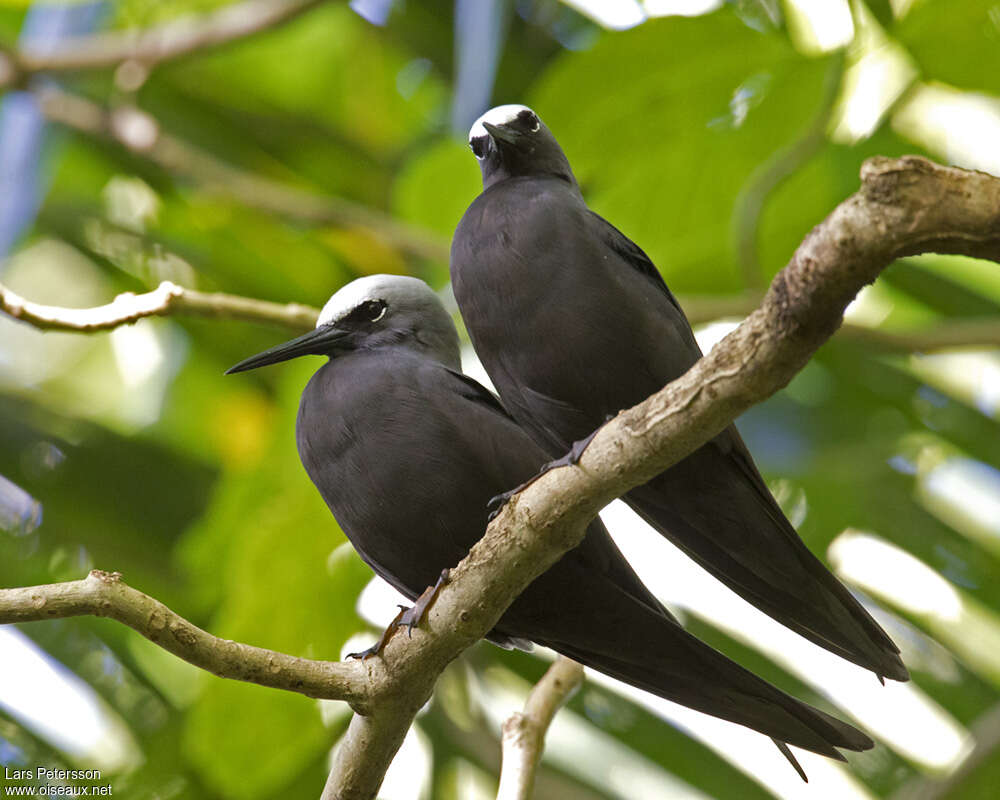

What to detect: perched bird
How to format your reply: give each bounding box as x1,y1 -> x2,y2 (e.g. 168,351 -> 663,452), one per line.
451,104 -> 908,683
227,274 -> 874,773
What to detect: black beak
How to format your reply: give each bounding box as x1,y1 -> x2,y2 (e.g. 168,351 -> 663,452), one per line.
226,325 -> 350,374
482,121 -> 520,146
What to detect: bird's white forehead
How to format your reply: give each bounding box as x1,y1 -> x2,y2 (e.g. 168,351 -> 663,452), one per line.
468,104 -> 537,143
317,274 -> 432,327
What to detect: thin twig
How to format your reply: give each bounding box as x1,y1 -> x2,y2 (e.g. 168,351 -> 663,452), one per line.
836,318 -> 1000,352
3,0 -> 325,85
34,86 -> 450,262
680,290 -> 763,325
0,280 -> 318,332
497,657 -> 585,800
0,570 -> 368,708
422,694 -> 610,800
732,52 -> 846,288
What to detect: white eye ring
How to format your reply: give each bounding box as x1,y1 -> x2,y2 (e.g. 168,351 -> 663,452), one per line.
371,304 -> 387,322
529,117 -> 540,133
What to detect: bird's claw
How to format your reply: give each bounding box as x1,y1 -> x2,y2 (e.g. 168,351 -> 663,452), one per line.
486,424 -> 610,522
348,570 -> 450,658
405,568 -> 450,636
564,416 -> 614,465
346,642 -> 383,660
487,486 -> 523,522
347,605 -> 407,660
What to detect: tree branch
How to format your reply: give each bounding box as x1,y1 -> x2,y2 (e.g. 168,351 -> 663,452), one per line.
1,157 -> 998,799
34,86 -> 450,262
0,570 -> 369,708
497,657 -> 584,800
1,0 -> 325,86
0,279 -> 318,332
422,694 -> 609,800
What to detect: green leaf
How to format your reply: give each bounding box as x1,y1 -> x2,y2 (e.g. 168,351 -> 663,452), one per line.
864,0 -> 897,29
882,256 -> 1000,318
897,0 -> 1000,94
163,4 -> 447,158
527,9 -> 833,293
758,126 -> 925,276
394,139 -> 482,241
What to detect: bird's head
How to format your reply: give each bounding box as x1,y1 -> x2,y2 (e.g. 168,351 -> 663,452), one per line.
469,104 -> 576,190
226,275 -> 461,374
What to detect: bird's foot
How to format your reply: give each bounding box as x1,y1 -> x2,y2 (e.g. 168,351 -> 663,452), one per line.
347,570 -> 450,659
403,569 -> 450,637
487,481 -> 532,522
347,606 -> 408,660
561,419 -> 611,467
547,414 -> 617,472
486,420 -> 613,522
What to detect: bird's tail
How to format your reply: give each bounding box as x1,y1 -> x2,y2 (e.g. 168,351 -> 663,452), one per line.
549,638 -> 871,761
528,574 -> 873,769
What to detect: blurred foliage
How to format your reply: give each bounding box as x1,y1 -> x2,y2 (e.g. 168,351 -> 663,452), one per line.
1,1 -> 1000,799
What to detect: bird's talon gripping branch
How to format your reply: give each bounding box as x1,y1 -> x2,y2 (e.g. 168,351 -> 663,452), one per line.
403,569 -> 450,636
347,569 -> 450,657
558,423 -> 608,468
486,487 -> 521,522
486,429 -> 604,522
486,473 -> 543,521
347,606 -> 408,660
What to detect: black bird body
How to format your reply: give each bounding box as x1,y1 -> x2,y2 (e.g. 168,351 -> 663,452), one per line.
227,274 -> 874,764
453,175 -> 692,453
296,347 -> 669,644
451,105 -> 907,682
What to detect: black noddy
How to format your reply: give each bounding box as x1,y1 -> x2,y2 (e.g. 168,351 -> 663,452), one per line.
227,274 -> 875,775
450,104 -> 908,683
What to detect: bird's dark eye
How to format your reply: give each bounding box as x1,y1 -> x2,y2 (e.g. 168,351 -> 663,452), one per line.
363,300 -> 387,322
342,299 -> 387,326
516,109 -> 540,133
470,135 -> 489,159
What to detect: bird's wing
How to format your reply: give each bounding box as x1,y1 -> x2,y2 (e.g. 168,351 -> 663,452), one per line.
443,367 -> 515,419
585,208 -> 707,393
587,210 -> 687,317
446,367 -> 596,476
517,385 -> 595,455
